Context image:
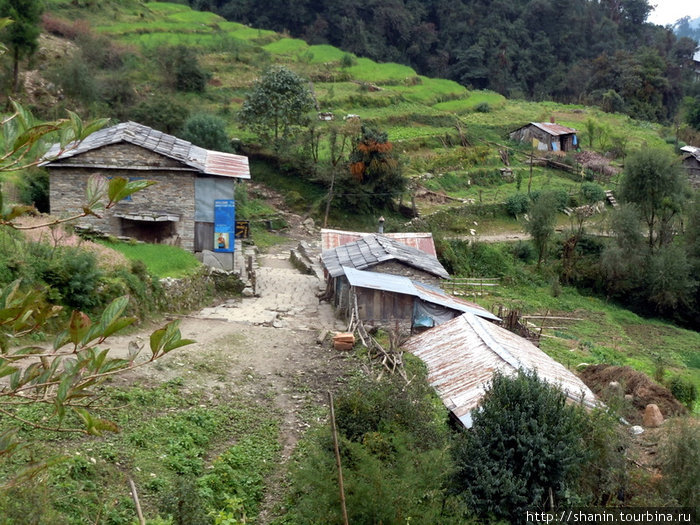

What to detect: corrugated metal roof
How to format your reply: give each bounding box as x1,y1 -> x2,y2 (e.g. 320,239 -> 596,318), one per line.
403,313 -> 598,427
413,281 -> 501,322
321,228 -> 437,256
343,267 -> 499,322
530,122 -> 578,136
322,233 -> 449,279
681,145 -> 700,160
41,121 -> 250,179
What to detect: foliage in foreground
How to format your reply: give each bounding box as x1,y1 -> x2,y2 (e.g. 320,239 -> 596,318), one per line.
283,364 -> 467,524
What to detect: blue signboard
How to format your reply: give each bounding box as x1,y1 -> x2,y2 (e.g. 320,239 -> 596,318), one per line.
214,199 -> 235,253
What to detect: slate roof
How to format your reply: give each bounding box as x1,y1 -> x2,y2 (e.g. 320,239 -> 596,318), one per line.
41,121 -> 250,179
321,233 -> 450,279
404,313 -> 598,428
343,266 -> 500,322
321,228 -> 437,256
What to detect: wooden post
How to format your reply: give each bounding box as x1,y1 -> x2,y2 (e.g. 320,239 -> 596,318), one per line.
128,477 -> 145,525
328,391 -> 349,525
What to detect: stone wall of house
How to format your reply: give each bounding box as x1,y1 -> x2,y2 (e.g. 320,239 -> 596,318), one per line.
49,143 -> 198,251
371,260 -> 444,287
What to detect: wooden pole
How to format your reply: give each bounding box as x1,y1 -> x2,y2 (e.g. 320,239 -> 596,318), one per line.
328,391 -> 349,525
128,477 -> 145,525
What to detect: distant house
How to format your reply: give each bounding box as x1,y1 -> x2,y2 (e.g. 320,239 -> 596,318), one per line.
680,145 -> 700,189
403,312 -> 598,428
509,122 -> 579,152
42,121 -> 250,252
339,266 -> 499,332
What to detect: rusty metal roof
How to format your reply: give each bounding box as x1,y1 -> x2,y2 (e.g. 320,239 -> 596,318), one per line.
321,228 -> 437,256
41,121 -> 250,179
343,266 -> 499,322
403,313 -> 598,427
530,122 -> 578,136
322,233 -> 449,279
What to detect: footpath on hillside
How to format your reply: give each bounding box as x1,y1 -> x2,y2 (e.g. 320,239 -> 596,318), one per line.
106,225 -> 352,522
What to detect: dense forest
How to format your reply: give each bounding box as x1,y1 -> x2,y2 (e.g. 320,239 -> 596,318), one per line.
188,0 -> 699,123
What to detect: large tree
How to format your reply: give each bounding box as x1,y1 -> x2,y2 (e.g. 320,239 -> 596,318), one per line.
0,0 -> 41,93
238,65 -> 314,145
619,148 -> 687,250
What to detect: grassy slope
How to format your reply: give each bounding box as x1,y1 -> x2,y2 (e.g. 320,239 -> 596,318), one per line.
40,2 -> 696,395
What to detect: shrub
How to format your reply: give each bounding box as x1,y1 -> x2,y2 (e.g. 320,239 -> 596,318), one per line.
474,102 -> 491,113
129,94 -> 190,134
451,370 -> 587,523
42,247 -> 104,311
658,418 -> 700,508
179,113 -> 230,152
505,192 -> 530,217
156,45 -> 210,93
667,376 -> 698,409
581,182 -> 606,204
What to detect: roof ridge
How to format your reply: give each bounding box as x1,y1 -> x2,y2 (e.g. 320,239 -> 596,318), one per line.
463,313 -> 525,370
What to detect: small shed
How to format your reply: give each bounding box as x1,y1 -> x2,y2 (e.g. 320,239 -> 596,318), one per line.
680,145 -> 700,189
403,312 -> 598,428
341,266 -> 499,331
509,122 -> 579,152
42,121 -> 250,253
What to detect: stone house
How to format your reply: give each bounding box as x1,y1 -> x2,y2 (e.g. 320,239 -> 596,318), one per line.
509,122 -> 579,152
42,121 -> 250,252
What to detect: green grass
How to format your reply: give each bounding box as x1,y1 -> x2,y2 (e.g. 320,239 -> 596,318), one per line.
346,57 -> 417,83
480,278 -> 700,407
263,37 -> 309,56
0,377 -> 281,522
308,44 -> 349,63
100,241 -> 201,278
434,90 -> 507,112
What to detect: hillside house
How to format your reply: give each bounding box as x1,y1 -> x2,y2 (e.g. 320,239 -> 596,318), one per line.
339,266 -> 499,332
404,312 -> 598,428
42,122 -> 250,253
509,122 -> 579,152
680,145 -> 700,189
321,233 -> 449,310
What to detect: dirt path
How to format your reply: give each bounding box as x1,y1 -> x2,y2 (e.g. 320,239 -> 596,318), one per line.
106,232 -> 351,522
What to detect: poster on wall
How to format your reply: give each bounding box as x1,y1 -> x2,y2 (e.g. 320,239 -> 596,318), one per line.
214,199 -> 235,253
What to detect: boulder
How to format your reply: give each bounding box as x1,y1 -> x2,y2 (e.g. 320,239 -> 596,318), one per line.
642,403 -> 664,427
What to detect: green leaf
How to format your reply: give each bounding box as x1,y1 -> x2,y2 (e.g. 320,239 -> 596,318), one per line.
106,177 -> 128,203
12,123 -> 59,153
108,178 -> 156,205
0,359 -> 18,379
149,320 -> 194,358
85,174 -> 108,210
100,316 -> 136,340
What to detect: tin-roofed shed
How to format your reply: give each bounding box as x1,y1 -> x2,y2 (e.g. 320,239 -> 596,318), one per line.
403,313 -> 597,428
341,266 -> 499,332
42,121 -> 250,253
509,122 -> 579,152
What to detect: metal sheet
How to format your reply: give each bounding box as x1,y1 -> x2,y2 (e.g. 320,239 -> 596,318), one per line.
321,228 -> 437,256
404,313 -> 598,428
